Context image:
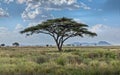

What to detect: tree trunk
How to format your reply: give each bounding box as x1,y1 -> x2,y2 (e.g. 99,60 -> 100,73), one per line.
56,42 -> 63,52
53,37 -> 63,52
58,46 -> 62,52
56,44 -> 62,52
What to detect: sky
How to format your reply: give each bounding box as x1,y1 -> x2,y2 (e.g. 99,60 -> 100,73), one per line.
0,0 -> 120,46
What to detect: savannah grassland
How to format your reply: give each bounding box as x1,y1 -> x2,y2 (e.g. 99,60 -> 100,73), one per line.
0,46 -> 120,75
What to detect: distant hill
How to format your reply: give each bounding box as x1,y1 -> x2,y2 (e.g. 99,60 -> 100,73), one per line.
98,41 -> 111,46
68,41 -> 111,46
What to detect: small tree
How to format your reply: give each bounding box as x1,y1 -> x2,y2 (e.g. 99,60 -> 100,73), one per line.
20,17 -> 97,51
13,42 -> 19,47
94,43 -> 97,46
1,44 -> 5,47
80,44 -> 82,46
46,44 -> 49,47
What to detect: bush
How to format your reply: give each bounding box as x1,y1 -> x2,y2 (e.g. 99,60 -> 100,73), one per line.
55,57 -> 67,66
33,55 -> 49,64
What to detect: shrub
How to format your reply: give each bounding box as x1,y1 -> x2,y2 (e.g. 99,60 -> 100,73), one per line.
55,57 -> 67,66
33,55 -> 49,64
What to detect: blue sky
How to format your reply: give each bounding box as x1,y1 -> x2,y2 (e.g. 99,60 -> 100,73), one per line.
0,0 -> 120,46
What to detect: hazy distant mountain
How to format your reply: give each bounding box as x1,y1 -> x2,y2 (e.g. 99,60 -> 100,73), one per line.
69,41 -> 111,46
98,41 -> 111,46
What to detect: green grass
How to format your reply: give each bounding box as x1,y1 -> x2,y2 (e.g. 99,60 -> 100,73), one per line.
0,46 -> 120,75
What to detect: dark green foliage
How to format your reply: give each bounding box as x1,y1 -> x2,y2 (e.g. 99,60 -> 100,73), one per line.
1,44 -> 5,47
12,42 -> 19,47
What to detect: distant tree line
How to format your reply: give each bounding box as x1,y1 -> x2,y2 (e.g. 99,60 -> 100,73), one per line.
0,42 -> 20,47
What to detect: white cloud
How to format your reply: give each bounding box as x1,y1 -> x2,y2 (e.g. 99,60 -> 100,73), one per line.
0,8 -> 9,17
15,24 -> 24,31
22,2 -> 42,20
0,27 -> 8,33
27,21 -> 43,27
74,18 -> 86,24
17,0 -> 25,4
87,24 -> 120,45
89,24 -> 108,32
80,2 -> 91,10
1,0 -> 91,21
19,0 -> 90,21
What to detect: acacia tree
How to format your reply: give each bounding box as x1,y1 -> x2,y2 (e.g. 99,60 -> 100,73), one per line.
20,17 -> 97,51
1,44 -> 5,47
13,42 -> 19,47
